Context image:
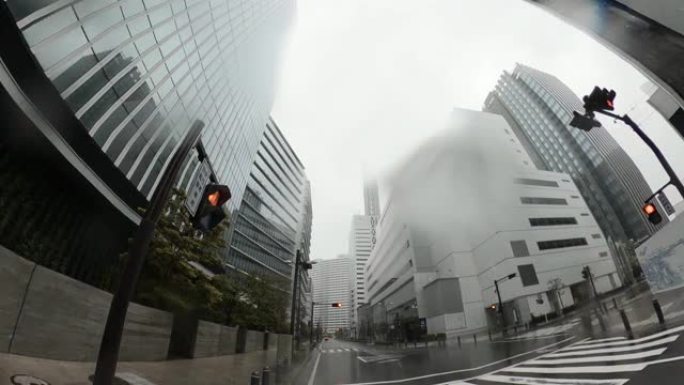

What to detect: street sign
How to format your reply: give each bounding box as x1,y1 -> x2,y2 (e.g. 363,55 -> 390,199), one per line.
185,160 -> 211,216
657,193 -> 675,216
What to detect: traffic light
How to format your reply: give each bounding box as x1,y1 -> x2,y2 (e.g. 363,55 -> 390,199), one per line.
642,202 -> 663,225
192,183 -> 231,232
583,86 -> 616,112
581,266 -> 591,280
331,303 -> 342,308
570,111 -> 601,132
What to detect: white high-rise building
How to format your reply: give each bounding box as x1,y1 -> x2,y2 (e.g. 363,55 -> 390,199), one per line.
364,179 -> 382,217
349,215 -> 377,329
311,256 -> 353,333
366,109 -> 620,339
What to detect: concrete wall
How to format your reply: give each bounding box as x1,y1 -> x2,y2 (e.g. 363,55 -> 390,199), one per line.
191,320 -> 237,358
0,246 -> 172,361
244,330 -> 264,353
276,334 -> 292,366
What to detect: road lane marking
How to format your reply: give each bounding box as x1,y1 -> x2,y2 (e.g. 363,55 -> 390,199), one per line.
307,351 -> 321,385
547,335 -> 678,357
340,337 -> 576,384
345,348 -> 351,352
528,347 -> 666,364
337,349 -> 343,353
480,374 -> 629,385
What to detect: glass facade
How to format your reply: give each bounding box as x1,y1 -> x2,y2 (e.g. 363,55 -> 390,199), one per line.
485,64 -> 665,278
5,0 -> 295,212
226,118 -> 312,284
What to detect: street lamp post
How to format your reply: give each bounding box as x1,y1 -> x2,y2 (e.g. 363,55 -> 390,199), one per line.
290,251 -> 313,355
93,121 -> 204,385
310,301 -> 318,347
494,273 -> 517,332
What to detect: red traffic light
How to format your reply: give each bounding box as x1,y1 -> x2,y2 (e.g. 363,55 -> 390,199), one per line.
642,202 -> 662,225
643,203 -> 656,215
583,86 -> 616,112
331,303 -> 342,308
192,184 -> 231,232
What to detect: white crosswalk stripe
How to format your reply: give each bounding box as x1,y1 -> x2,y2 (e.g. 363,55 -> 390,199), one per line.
479,374 -> 629,385
442,329 -> 681,384
546,335 -> 677,357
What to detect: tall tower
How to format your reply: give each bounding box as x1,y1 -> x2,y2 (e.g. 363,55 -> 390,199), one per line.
363,179 -> 381,217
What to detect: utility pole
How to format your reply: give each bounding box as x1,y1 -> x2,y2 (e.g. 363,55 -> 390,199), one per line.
93,121 -> 204,385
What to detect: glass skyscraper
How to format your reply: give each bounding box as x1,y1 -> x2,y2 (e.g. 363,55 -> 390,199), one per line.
485,64 -> 666,280
3,0 -> 294,214
0,0 -> 295,284
226,118 -> 312,282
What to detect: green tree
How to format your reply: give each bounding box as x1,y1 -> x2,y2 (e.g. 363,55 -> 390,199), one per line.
129,189 -> 228,321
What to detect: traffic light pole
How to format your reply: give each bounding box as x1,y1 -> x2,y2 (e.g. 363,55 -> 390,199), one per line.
93,121 -> 204,385
290,250 -> 301,354
598,111 -> 684,198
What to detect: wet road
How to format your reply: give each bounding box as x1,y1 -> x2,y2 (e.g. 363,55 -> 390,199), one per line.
308,335 -> 576,385
307,323 -> 684,385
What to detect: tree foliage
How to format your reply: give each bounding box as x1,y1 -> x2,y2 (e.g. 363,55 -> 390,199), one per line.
127,189 -> 288,332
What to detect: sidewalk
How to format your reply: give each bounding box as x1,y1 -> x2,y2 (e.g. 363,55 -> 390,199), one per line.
1,350 -> 282,385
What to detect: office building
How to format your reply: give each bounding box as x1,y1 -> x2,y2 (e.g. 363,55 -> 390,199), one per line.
366,109 -> 619,338
225,118 -> 312,338
226,118 -> 311,280
0,0 -> 294,284
348,215 -> 376,331
523,0 -> 684,137
485,64 -> 666,280
348,180 -> 380,333
311,256 -> 353,333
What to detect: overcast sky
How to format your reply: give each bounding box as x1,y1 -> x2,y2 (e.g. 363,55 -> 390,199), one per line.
271,0 -> 684,261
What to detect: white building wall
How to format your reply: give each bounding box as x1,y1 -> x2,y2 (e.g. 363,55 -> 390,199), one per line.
349,215 -> 377,329
310,256 -> 353,333
365,109 -> 620,337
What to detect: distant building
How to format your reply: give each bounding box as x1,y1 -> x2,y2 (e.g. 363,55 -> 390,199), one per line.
226,118 -> 312,282
366,109 -> 620,338
363,179 -> 382,217
225,118 -> 312,338
349,215 -> 377,333
349,180 -> 381,334
485,64 -> 666,281
311,256 -> 353,333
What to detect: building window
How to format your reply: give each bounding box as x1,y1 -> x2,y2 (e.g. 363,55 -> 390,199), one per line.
537,237 -> 588,250
591,233 -> 602,239
518,264 -> 539,287
562,179 -> 570,183
510,240 -> 530,257
599,251 -> 608,257
520,197 -> 567,205
580,213 -> 589,216
571,195 -> 579,199
529,217 -> 577,226
514,178 -> 559,187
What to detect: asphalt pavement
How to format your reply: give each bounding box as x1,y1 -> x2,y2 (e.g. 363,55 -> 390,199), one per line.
307,335 -> 577,385
302,286 -> 684,385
